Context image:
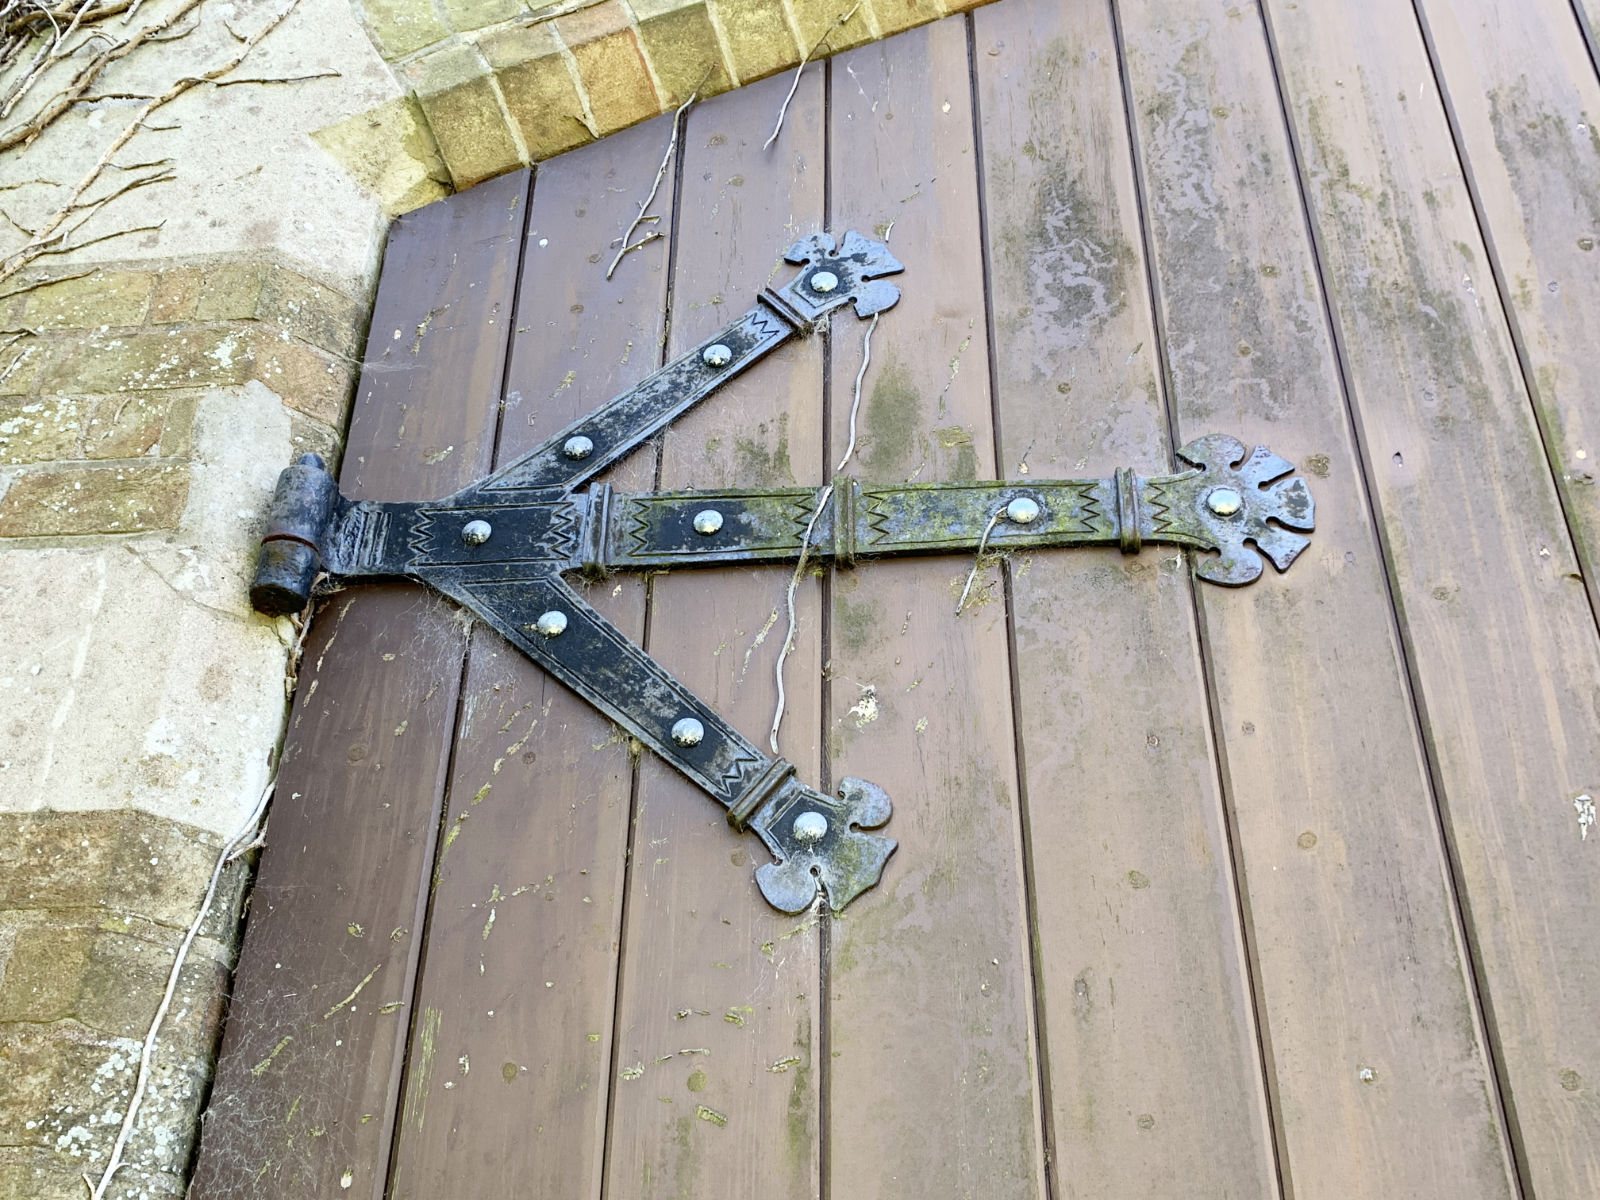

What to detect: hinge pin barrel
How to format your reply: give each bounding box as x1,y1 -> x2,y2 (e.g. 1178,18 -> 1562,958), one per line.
250,453 -> 339,615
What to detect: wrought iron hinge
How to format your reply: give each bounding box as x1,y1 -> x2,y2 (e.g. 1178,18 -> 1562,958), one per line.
250,231 -> 1316,913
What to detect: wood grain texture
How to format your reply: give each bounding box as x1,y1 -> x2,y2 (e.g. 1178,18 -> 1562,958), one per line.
385,119 -> 676,1200
600,72 -> 826,1200
823,19 -> 1047,1197
972,2 -> 1277,1194
1260,0 -> 1600,1192
190,170 -> 529,1199
1414,0 -> 1600,611
1117,2 -> 1523,1196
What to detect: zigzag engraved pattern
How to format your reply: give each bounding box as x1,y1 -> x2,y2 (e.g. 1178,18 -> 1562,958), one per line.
719,751 -> 773,803
1066,482 -> 1099,532
1144,478 -> 1180,537
746,308 -> 784,340
406,508 -> 434,562
787,494 -> 818,545
625,502 -> 654,559
544,500 -> 579,560
862,492 -> 894,544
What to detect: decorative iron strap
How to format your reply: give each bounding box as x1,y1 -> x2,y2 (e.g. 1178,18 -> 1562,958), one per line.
249,231 -> 1316,914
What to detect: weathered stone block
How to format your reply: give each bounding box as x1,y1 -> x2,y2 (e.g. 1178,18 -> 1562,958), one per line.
785,0 -> 880,51
862,0 -> 944,33
0,398 -> 82,465
357,0 -> 453,58
0,925 -> 95,1024
0,339 -> 42,397
708,0 -> 800,84
84,390 -> 197,461
442,0 -> 526,32
482,24 -> 595,159
0,463 -> 189,537
0,1018 -> 203,1197
636,3 -> 732,105
19,272 -> 155,330
259,269 -> 367,361
37,328 -> 253,396
407,41 -> 526,187
251,334 -> 353,426
191,264 -> 269,322
557,1 -> 661,134
0,813 -> 219,930
76,932 -> 187,1038
311,95 -> 454,219
148,269 -> 202,324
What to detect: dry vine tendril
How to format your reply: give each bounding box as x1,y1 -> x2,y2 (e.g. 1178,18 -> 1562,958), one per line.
0,0 -> 324,289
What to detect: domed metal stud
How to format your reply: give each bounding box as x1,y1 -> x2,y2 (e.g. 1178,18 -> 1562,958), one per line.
1207,487 -> 1243,516
809,270 -> 839,294
1005,496 -> 1041,525
670,717 -> 704,747
702,343 -> 732,367
692,508 -> 724,536
562,435 -> 594,460
461,519 -> 493,545
533,610 -> 568,638
791,811 -> 828,844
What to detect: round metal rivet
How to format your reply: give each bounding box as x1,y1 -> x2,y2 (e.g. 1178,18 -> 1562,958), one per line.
1207,487 -> 1243,516
534,610 -> 568,638
562,435 -> 594,460
692,508 -> 724,536
792,811 -> 828,844
1005,496 -> 1041,525
702,343 -> 732,367
671,717 -> 704,747
809,270 -> 839,294
461,519 -> 493,545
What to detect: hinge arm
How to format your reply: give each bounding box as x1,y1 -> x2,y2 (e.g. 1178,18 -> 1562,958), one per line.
585,432 -> 1317,586
425,569 -> 894,912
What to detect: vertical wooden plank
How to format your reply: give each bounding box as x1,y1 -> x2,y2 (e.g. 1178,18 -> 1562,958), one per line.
1116,1 -> 1524,1195
1414,0 -> 1600,608
190,170 -> 529,1198
971,1 -> 1277,1194
1259,0 -> 1600,1192
824,19 -> 1047,1196
386,118 -> 674,1199
601,72 -> 825,1200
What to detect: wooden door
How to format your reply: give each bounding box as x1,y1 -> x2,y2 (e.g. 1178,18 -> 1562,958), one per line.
192,6 -> 1600,1197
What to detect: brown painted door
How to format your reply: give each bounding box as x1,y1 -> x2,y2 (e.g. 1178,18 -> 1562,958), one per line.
193,7 -> 1600,1198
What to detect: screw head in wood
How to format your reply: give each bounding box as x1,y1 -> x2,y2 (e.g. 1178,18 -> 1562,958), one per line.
461,519 -> 493,545
671,717 -> 704,747
1207,487 -> 1243,516
1005,496 -> 1041,524
809,270 -> 839,294
692,508 -> 724,535
534,610 -> 568,638
563,435 -> 594,460
702,343 -> 732,367
792,811 -> 828,844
